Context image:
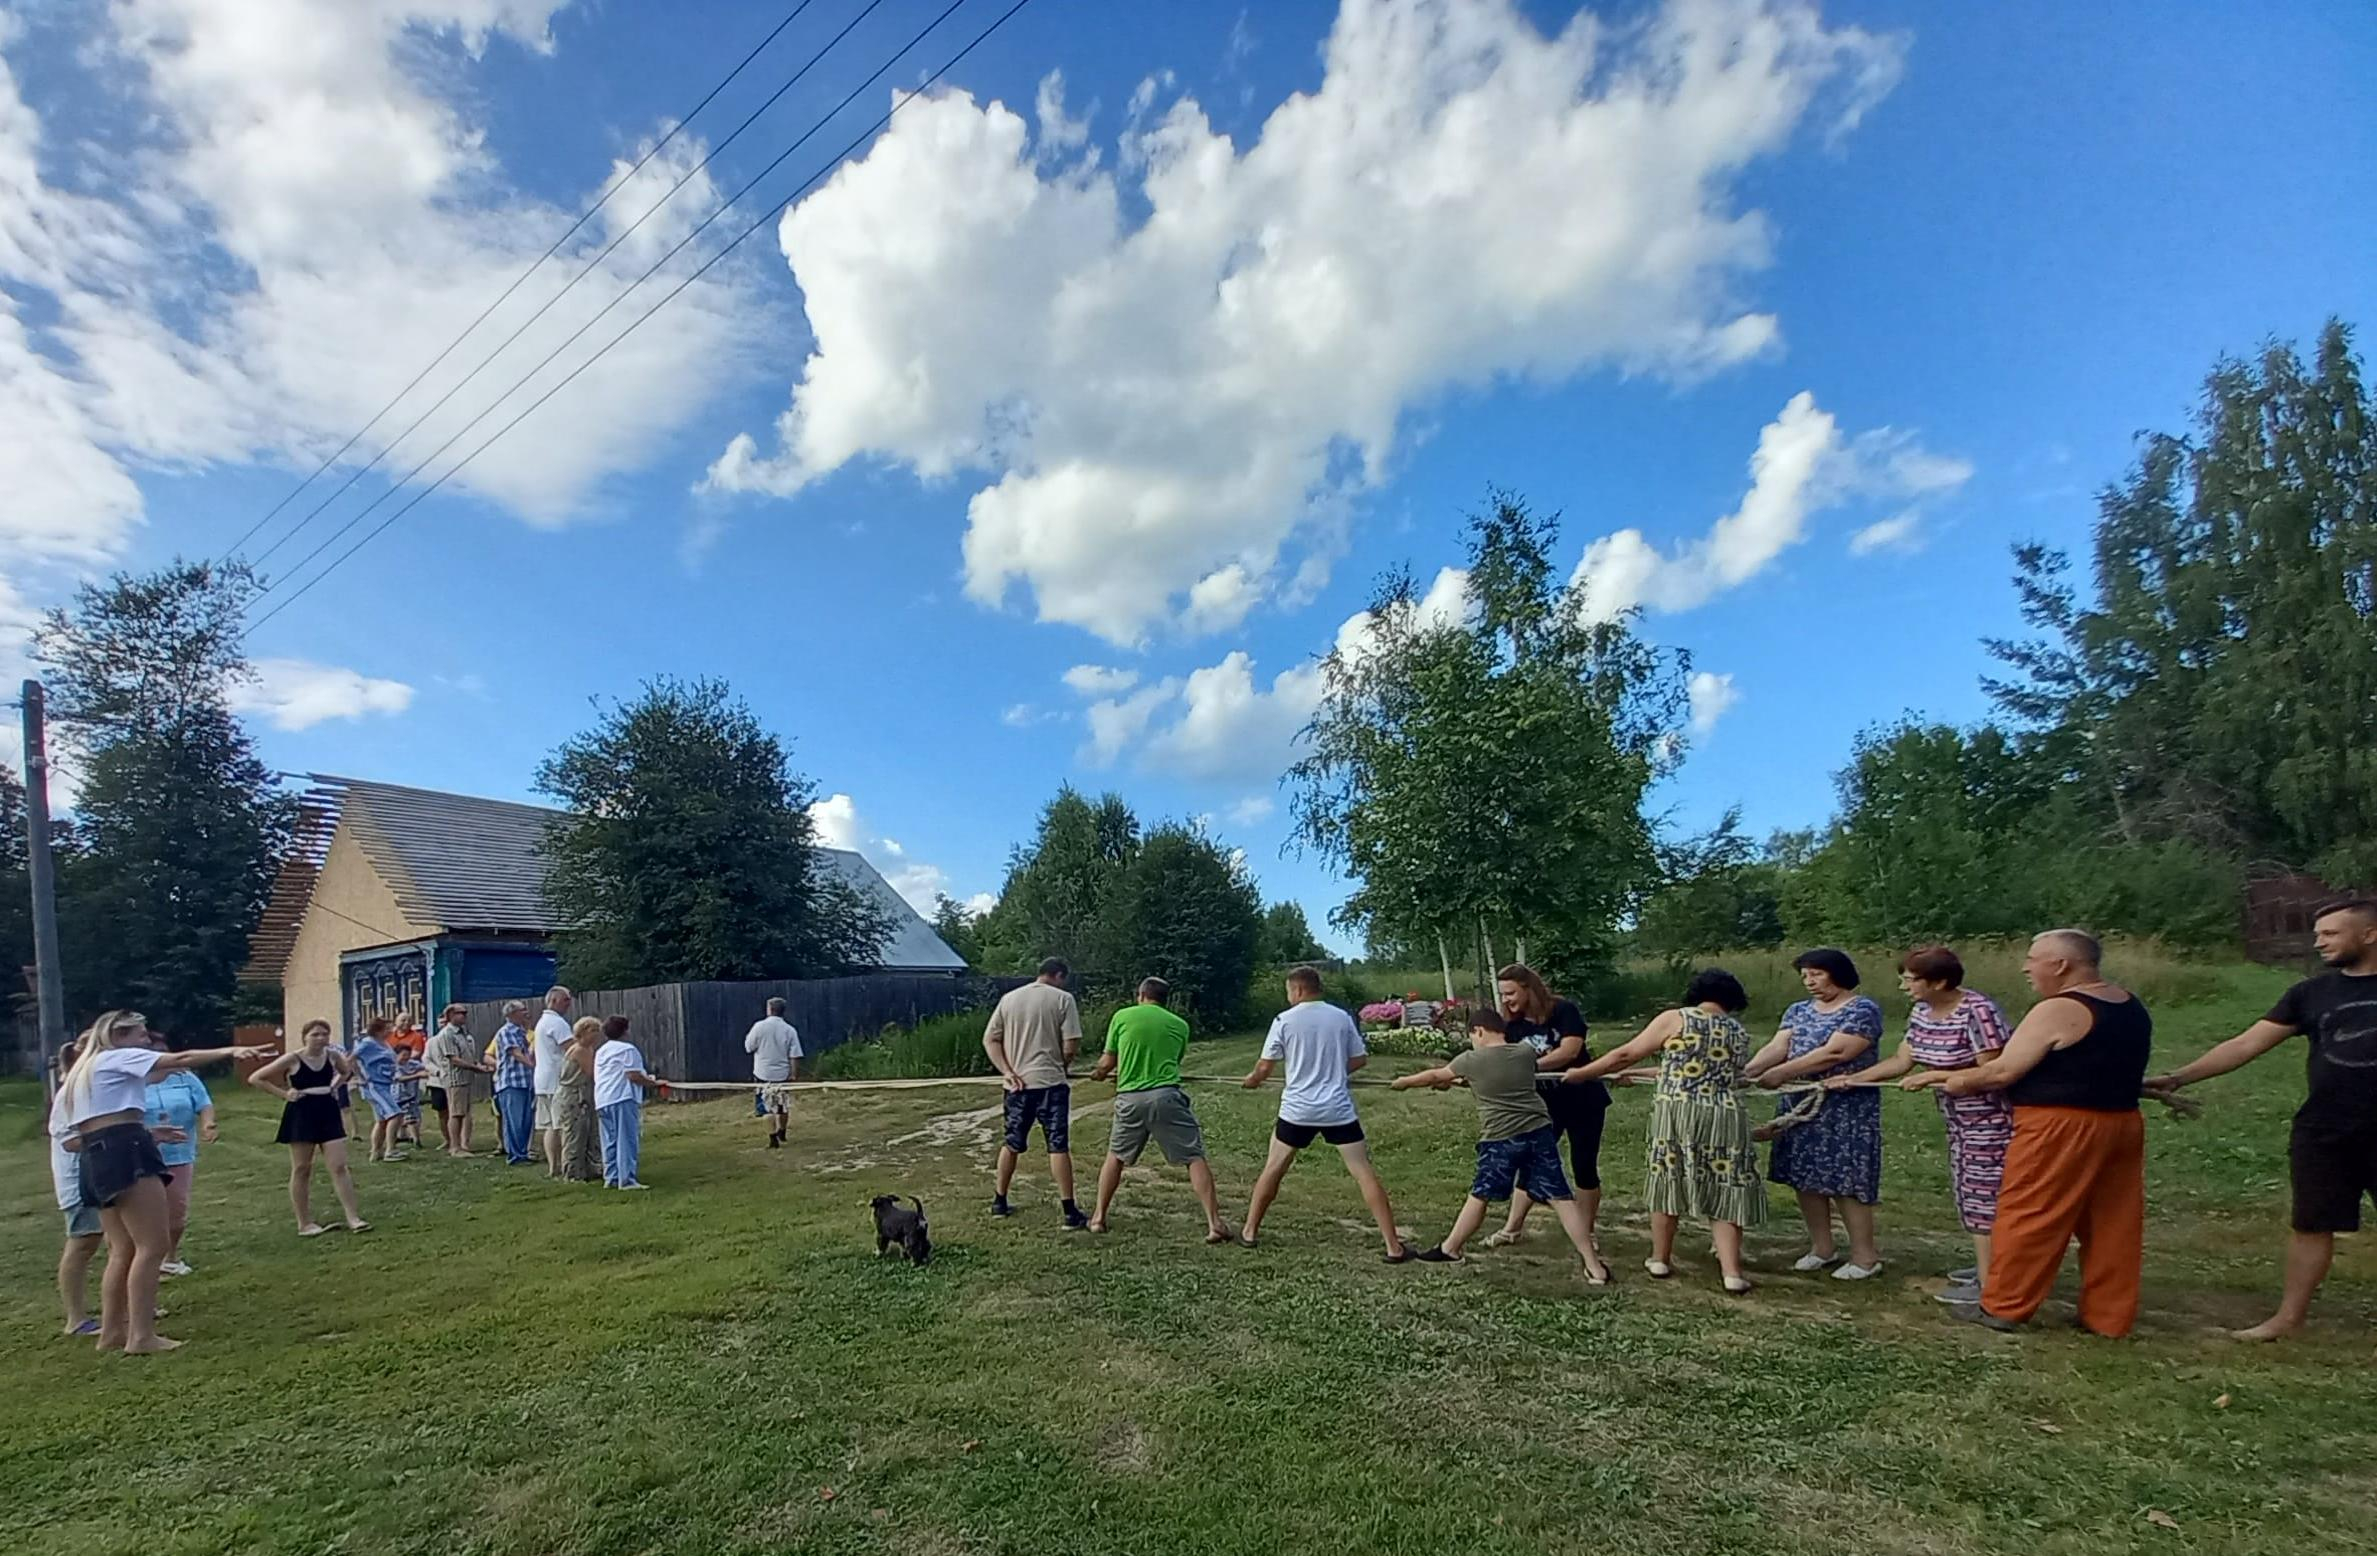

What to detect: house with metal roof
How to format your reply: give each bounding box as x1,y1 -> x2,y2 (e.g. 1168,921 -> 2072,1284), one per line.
244,776 -> 967,1042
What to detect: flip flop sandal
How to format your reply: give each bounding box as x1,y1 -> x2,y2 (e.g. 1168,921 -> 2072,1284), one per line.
1644,1258 -> 1675,1279
1582,1252 -> 1616,1287
345,1221 -> 372,1233
1206,1228 -> 1233,1245
298,1224 -> 327,1238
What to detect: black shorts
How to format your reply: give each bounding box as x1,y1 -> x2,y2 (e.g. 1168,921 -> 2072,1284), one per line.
1275,1117 -> 1365,1149
2291,1118 -> 2377,1234
76,1121 -> 172,1209
1003,1085 -> 1071,1154
427,1085 -> 449,1116
1540,1077 -> 1609,1191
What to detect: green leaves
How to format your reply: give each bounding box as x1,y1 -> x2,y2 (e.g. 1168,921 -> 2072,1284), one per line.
534,677 -> 892,985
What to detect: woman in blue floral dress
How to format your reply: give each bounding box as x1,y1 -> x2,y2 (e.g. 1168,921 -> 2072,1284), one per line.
1562,968 -> 1767,1293
1748,948 -> 1885,1279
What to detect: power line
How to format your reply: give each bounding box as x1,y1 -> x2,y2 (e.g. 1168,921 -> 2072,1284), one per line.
244,0 -> 1032,638
245,0 -> 887,584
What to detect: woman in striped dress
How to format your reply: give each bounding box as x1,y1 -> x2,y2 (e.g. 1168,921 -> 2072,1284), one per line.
1850,945 -> 2013,1305
1562,968 -> 1767,1293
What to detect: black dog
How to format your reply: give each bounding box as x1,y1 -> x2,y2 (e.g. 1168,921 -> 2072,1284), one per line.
871,1195 -> 931,1265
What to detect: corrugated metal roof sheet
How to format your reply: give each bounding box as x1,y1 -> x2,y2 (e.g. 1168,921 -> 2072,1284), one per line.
296,775 -> 964,971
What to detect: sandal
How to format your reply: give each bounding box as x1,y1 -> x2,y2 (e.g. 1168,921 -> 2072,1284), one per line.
1205,1228 -> 1232,1246
1723,1275 -> 1756,1295
1483,1229 -> 1524,1249
298,1223 -> 327,1238
1581,1248 -> 1615,1287
345,1220 -> 372,1233
1382,1247 -> 1417,1264
1644,1258 -> 1675,1279
1416,1246 -> 1463,1264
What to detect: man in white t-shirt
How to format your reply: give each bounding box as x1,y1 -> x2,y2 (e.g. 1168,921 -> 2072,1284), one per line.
533,985 -> 575,1177
743,997 -> 804,1148
1238,965 -> 1411,1261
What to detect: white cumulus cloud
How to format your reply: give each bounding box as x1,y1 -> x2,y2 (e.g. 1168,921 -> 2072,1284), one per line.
1062,664 -> 1140,697
1572,392 -> 1969,621
1848,510 -> 1925,556
1686,670 -> 1740,738
710,0 -> 1907,643
232,659 -> 417,731
807,791 -> 977,915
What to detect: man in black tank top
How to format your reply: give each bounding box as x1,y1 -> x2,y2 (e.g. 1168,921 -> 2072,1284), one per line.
1937,930 -> 2150,1337
2148,898 -> 2377,1341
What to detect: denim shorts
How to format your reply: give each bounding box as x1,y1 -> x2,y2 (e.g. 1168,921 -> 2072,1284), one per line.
1471,1124 -> 1572,1203
1003,1085 -> 1071,1153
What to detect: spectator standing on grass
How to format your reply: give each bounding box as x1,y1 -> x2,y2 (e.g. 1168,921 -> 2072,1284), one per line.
1563,969 -> 1767,1292
535,986 -> 576,1176
1943,930 -> 2151,1338
2149,898 -> 2377,1342
62,1011 -> 275,1352
49,1040 -> 101,1337
426,1006 -> 491,1158
744,997 -> 804,1147
556,1017 -> 605,1182
250,1019 -> 372,1238
353,1018 -> 407,1164
594,1014 -> 665,1189
490,1002 -> 537,1165
1747,948 -> 1886,1280
1480,963 -> 1613,1283
141,1031 -> 219,1277
1855,947 -> 2014,1303
393,1035 -> 426,1147
1237,966 -> 1411,1261
1392,1009 -> 1610,1283
1088,978 -> 1231,1242
984,959 -> 1087,1227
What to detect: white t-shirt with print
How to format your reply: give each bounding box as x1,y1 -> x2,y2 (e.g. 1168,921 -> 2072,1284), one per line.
1263,1001 -> 1366,1127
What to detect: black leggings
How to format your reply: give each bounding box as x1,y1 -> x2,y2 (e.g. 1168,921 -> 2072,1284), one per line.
1538,1081 -> 1608,1193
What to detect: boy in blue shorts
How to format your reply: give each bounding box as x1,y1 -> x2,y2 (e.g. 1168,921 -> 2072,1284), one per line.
1390,1008 -> 1609,1282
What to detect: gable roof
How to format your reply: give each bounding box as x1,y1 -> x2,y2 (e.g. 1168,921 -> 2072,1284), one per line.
252,775 -> 964,973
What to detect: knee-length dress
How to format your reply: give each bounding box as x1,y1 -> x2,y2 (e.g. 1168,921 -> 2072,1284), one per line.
276,1055 -> 348,1146
1767,995 -> 1885,1204
1645,1009 -> 1768,1227
1906,990 -> 2014,1231
556,1057 -> 602,1181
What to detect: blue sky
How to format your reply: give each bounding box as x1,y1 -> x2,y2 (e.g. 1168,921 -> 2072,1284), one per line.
2,0 -> 2372,951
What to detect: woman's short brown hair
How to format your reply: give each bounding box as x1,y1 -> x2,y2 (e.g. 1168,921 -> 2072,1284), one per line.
602,1015 -> 631,1040
1897,945 -> 1965,987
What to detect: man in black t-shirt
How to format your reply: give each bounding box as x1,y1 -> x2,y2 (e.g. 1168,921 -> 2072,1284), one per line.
2150,898 -> 2377,1341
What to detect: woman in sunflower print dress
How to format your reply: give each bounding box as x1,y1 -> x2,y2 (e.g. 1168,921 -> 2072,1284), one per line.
1563,968 -> 1767,1292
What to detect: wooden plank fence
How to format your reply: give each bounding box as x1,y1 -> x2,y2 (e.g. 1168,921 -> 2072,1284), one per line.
460,972 -> 1027,1083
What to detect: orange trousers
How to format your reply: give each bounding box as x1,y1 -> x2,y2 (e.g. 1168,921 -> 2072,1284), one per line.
1980,1105 -> 2145,1336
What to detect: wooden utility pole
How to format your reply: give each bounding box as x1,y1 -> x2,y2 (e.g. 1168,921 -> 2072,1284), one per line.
22,680 -> 67,1095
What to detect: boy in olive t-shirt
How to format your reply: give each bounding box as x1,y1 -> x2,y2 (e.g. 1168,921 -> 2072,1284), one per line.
1390,1010 -> 1608,1279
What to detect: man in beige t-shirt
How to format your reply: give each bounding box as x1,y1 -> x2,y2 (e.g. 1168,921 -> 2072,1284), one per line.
985,958 -> 1087,1228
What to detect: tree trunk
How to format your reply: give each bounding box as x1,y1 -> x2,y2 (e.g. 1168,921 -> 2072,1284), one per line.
1514,935 -> 1527,966
1481,917 -> 1497,978
1436,931 -> 1457,1002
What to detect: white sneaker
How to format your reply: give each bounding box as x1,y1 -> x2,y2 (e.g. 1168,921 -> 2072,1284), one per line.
1832,1261 -> 1883,1281
1792,1252 -> 1841,1273
159,1260 -> 192,1277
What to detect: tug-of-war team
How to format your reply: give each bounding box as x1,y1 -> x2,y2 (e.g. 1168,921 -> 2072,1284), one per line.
44,903 -> 2377,1356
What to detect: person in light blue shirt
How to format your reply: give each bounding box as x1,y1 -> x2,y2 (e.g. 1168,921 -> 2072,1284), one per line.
142,1042 -> 216,1278
1236,966 -> 1412,1262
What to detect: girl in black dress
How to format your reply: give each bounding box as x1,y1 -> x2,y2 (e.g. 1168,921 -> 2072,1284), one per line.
1483,963 -> 1613,1282
247,1020 -> 370,1236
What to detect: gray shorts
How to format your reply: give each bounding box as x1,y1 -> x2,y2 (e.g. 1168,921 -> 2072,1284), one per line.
1109,1086 -> 1205,1166
534,1093 -> 558,1130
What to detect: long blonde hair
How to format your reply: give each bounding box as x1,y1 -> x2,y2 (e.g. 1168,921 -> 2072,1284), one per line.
59,1009 -> 149,1116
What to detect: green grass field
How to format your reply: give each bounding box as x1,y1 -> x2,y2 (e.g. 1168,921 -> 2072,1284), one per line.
3,956 -> 2372,1556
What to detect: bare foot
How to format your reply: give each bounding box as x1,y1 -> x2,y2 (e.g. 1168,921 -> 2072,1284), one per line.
2229,1318 -> 2300,1343
123,1335 -> 184,1354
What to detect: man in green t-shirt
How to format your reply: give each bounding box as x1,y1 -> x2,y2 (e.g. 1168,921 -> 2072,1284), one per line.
1087,977 -> 1230,1242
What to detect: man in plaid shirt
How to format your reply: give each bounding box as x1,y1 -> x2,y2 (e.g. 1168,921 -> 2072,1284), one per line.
491,1001 -> 537,1165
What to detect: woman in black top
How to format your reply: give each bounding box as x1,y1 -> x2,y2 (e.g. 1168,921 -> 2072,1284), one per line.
248,1020 -> 370,1237
1483,963 -> 1613,1282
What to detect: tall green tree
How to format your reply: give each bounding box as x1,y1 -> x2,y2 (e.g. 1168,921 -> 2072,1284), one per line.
1107,824 -> 1264,1024
1987,319 -> 2377,881
1259,900 -> 1329,965
929,894 -> 985,969
1634,809 -> 1786,965
33,561 -> 292,1040
976,785 -> 1141,989
535,677 -> 889,985
1291,491 -> 1683,996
